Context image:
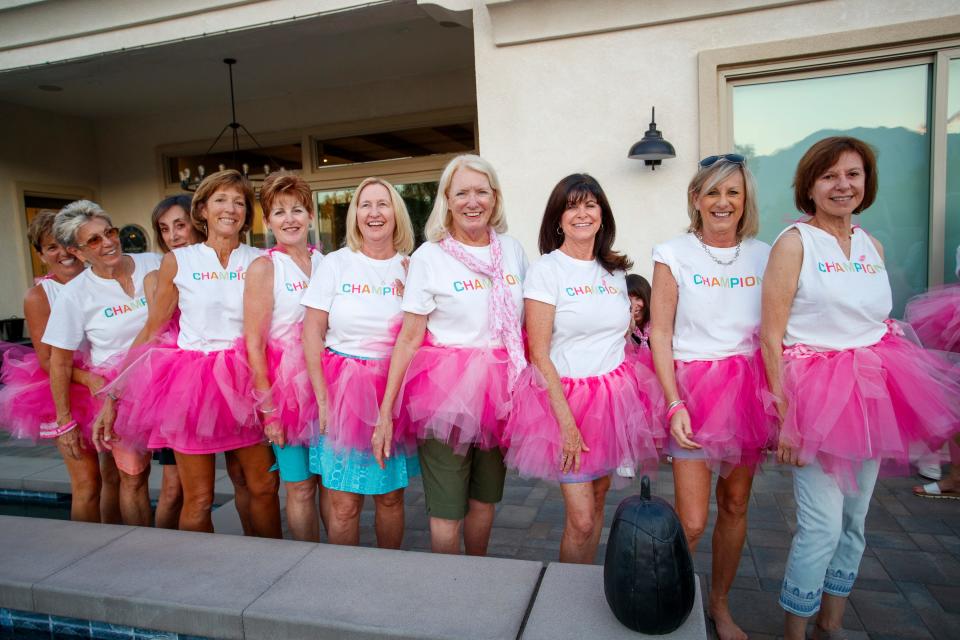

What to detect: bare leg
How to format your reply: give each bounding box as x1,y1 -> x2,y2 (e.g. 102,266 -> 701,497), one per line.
285,477 -> 320,542
373,489 -> 405,549
463,499 -> 495,556
710,466 -> 753,640
99,452 -> 121,524
812,593 -> 848,638
225,452 -> 254,535
430,517 -> 463,554
228,445 -> 281,539
58,442 -> 101,523
784,611 -> 809,640
174,452 -> 216,533
118,464 -> 152,526
672,459 -> 713,551
328,489 -> 364,545
155,464 -> 184,530
318,483 -> 331,537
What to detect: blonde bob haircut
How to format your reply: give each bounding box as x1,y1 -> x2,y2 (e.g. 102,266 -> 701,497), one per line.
423,154 -> 508,243
686,159 -> 760,239
191,169 -> 256,234
345,177 -> 415,255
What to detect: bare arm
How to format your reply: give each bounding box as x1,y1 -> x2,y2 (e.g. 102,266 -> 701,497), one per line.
301,306 -> 330,435
130,252 -> 179,349
526,298 -> 589,473
649,261 -> 698,450
243,257 -> 278,443
759,229 -> 803,465
49,346 -> 84,459
373,311 -> 428,468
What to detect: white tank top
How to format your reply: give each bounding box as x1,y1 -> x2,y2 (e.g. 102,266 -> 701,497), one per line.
781,222 -> 890,351
39,276 -> 65,307
652,233 -> 770,361
173,243 -> 262,352
268,248 -> 323,341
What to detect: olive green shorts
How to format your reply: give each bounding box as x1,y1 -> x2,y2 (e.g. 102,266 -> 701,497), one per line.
417,438 -> 506,520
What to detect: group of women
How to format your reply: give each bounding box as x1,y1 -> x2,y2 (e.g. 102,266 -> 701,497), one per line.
1,137 -> 959,640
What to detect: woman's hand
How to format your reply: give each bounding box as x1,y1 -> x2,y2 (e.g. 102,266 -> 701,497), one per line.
264,418 -> 284,448
559,420 -> 589,474
315,394 -> 328,436
776,431 -> 804,467
669,408 -> 700,450
372,410 -> 393,470
92,399 -> 119,452
56,427 -> 85,460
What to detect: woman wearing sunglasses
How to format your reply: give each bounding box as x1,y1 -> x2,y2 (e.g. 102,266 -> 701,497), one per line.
649,154 -> 775,640
41,200 -> 160,525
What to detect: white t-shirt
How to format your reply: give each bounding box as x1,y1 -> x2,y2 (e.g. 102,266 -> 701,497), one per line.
401,236 -> 528,348
38,277 -> 65,308
524,250 -> 628,378
43,253 -> 162,366
782,222 -> 890,350
653,233 -> 770,361
173,243 -> 263,352
267,249 -> 323,342
301,247 -> 405,358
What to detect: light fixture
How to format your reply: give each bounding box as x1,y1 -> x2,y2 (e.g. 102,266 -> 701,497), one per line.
628,107 -> 676,170
179,58 -> 282,191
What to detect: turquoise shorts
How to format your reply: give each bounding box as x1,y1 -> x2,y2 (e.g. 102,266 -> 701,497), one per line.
271,444 -> 316,483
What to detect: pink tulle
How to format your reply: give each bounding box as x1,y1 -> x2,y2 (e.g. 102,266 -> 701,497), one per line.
0,345 -> 97,441
106,343 -> 262,454
394,341 -> 512,453
259,330 -> 317,446
781,323 -> 960,492
322,350 -> 416,455
905,284 -> 960,353
674,350 -> 777,475
625,343 -> 666,421
503,360 -> 666,483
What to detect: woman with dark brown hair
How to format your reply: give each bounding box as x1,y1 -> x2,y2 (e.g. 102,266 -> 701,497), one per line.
503,173 -> 663,563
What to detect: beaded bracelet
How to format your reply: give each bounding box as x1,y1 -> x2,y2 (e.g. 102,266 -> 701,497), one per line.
39,420 -> 78,439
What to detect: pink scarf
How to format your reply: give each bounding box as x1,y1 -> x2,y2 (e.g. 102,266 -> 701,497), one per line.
439,228 -> 525,387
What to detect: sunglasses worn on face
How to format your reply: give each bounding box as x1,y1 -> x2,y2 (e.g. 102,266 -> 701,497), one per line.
699,153 -> 746,168
77,226 -> 120,250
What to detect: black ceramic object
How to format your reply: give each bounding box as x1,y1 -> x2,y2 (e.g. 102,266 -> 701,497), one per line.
603,476 -> 695,634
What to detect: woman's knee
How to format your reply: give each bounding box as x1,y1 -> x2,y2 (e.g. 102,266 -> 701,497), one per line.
286,480 -> 318,505
331,493 -> 363,523
565,504 -> 597,541
374,489 -> 404,510
717,491 -> 750,520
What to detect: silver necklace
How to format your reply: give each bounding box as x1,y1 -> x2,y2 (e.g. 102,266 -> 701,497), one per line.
695,232 -> 741,266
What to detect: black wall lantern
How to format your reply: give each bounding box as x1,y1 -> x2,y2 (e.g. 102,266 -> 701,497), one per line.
628,107 -> 676,170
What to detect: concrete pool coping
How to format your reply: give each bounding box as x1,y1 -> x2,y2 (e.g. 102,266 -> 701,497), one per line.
0,515 -> 706,639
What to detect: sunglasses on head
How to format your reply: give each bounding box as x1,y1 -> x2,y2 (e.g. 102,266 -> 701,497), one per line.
698,153 -> 746,168
77,226 -> 120,250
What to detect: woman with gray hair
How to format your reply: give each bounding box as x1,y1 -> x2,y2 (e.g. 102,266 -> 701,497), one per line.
42,200 -> 161,526
374,154 -> 528,555
649,155 -> 775,640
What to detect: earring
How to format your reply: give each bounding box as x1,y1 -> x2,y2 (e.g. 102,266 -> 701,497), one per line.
556,225 -> 563,236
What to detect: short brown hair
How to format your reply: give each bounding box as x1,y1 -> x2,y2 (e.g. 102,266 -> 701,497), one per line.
28,210 -> 59,252
793,136 -> 878,216
259,171 -> 314,222
151,194 -> 201,253
191,169 -> 256,234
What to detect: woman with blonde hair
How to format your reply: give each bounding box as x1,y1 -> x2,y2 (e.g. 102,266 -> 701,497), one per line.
301,176 -> 418,547
375,155 -> 528,555
650,154 -> 775,640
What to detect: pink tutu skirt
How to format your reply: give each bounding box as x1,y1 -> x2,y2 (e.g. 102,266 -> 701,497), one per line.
905,284 -> 960,353
625,343 -> 666,420
503,360 -> 665,483
394,342 -> 512,453
323,349 -> 416,455
107,343 -> 262,454
674,350 -> 777,475
0,345 -> 97,441
256,329 -> 316,446
781,321 -> 960,492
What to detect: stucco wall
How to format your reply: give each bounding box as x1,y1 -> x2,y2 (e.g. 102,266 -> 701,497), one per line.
470,0 -> 960,278
0,102 -> 98,318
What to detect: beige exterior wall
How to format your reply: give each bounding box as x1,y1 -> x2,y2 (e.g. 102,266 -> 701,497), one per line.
468,0 -> 960,278
0,102 -> 98,317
